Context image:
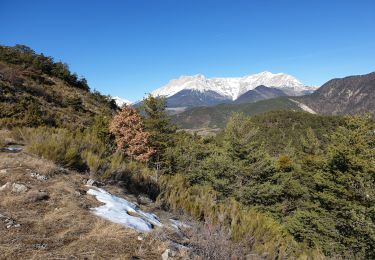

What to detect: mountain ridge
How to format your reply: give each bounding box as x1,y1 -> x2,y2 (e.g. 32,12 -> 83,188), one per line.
298,71 -> 375,116
151,71 -> 317,102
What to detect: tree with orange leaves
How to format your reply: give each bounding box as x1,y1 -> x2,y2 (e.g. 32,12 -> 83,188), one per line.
109,105 -> 155,162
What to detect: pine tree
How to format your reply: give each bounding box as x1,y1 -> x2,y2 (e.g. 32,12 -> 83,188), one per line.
109,105 -> 154,162
224,113 -> 275,180
312,115 -> 375,257
140,94 -> 176,168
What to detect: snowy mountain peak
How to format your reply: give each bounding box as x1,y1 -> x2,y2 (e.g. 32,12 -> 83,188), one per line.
112,96 -> 132,107
151,72 -> 316,100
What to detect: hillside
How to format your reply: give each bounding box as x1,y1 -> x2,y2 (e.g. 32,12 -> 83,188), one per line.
298,71 -> 375,116
232,110 -> 345,155
172,97 -> 303,129
0,138 -> 191,259
234,85 -> 287,104
1,45 -> 374,259
0,45 -> 117,129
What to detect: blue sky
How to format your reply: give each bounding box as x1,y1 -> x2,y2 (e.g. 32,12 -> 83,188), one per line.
1,0 -> 374,101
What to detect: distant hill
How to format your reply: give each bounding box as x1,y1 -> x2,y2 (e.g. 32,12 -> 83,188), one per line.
234,85 -> 287,104
0,44 -> 117,129
298,72 -> 375,116
172,97 -> 305,129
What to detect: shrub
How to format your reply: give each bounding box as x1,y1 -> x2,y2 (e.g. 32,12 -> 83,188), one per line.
109,105 -> 154,161
82,150 -> 106,176
16,127 -> 87,171
186,222 -> 247,259
159,174 -> 316,259
65,97 -> 84,111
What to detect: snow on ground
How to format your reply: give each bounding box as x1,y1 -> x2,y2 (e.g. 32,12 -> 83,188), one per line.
87,187 -> 162,232
289,99 -> 317,114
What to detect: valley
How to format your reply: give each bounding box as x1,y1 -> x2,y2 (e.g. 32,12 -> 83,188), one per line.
0,42 -> 374,259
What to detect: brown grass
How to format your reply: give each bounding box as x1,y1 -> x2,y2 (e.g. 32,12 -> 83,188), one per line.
0,151 -> 166,259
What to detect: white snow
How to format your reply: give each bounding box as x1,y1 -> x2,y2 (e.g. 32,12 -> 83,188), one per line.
151,71 -> 318,100
87,187 -> 162,232
289,99 -> 316,114
112,96 -> 132,107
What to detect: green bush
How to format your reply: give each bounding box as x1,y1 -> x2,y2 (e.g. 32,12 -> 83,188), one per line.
160,174 -> 323,259
20,127 -> 87,170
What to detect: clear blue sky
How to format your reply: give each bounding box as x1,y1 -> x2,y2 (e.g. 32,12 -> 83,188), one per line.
1,0 -> 374,101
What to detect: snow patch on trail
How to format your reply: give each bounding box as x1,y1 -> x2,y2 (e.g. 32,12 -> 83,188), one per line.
87,187 -> 162,232
289,99 -> 316,114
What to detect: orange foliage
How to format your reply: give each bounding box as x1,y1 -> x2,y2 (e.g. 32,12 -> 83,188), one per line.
109,105 -> 155,161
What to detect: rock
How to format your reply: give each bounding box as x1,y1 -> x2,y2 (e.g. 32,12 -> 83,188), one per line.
0,169 -> 7,174
137,235 -> 143,241
86,179 -> 101,186
5,219 -> 14,225
27,191 -> 49,202
169,241 -> 189,251
137,195 -> 153,205
33,243 -> 47,250
161,249 -> 170,260
31,172 -> 48,181
74,189 -> 86,196
0,182 -> 11,191
11,183 -> 28,193
13,224 -> 21,228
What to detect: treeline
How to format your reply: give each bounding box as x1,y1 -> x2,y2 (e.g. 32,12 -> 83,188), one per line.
0,44 -> 89,91
105,97 -> 374,258
163,113 -> 374,258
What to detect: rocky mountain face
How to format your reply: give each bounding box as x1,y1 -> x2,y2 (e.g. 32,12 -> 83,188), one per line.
234,85 -> 287,104
166,89 -> 231,107
299,72 -> 375,115
151,72 -> 317,107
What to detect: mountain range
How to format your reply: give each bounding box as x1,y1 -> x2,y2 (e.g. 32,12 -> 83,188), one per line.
171,72 -> 375,129
150,71 -> 317,108
113,71 -> 374,130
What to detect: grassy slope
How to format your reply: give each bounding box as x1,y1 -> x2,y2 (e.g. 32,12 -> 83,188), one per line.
0,148 -> 166,259
172,97 -> 302,129
0,61 -> 116,129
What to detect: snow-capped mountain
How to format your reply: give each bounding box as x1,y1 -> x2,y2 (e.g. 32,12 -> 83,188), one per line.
152,71 -> 317,101
112,96 -> 132,107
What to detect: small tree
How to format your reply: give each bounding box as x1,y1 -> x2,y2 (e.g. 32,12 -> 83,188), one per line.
109,105 -> 154,162
140,94 -> 176,167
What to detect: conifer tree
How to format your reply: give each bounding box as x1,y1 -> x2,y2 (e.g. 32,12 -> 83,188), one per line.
140,94 -> 176,168
224,113 -> 275,181
312,115 -> 375,257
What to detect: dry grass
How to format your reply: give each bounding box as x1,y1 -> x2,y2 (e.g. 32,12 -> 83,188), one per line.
0,151 -> 166,259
